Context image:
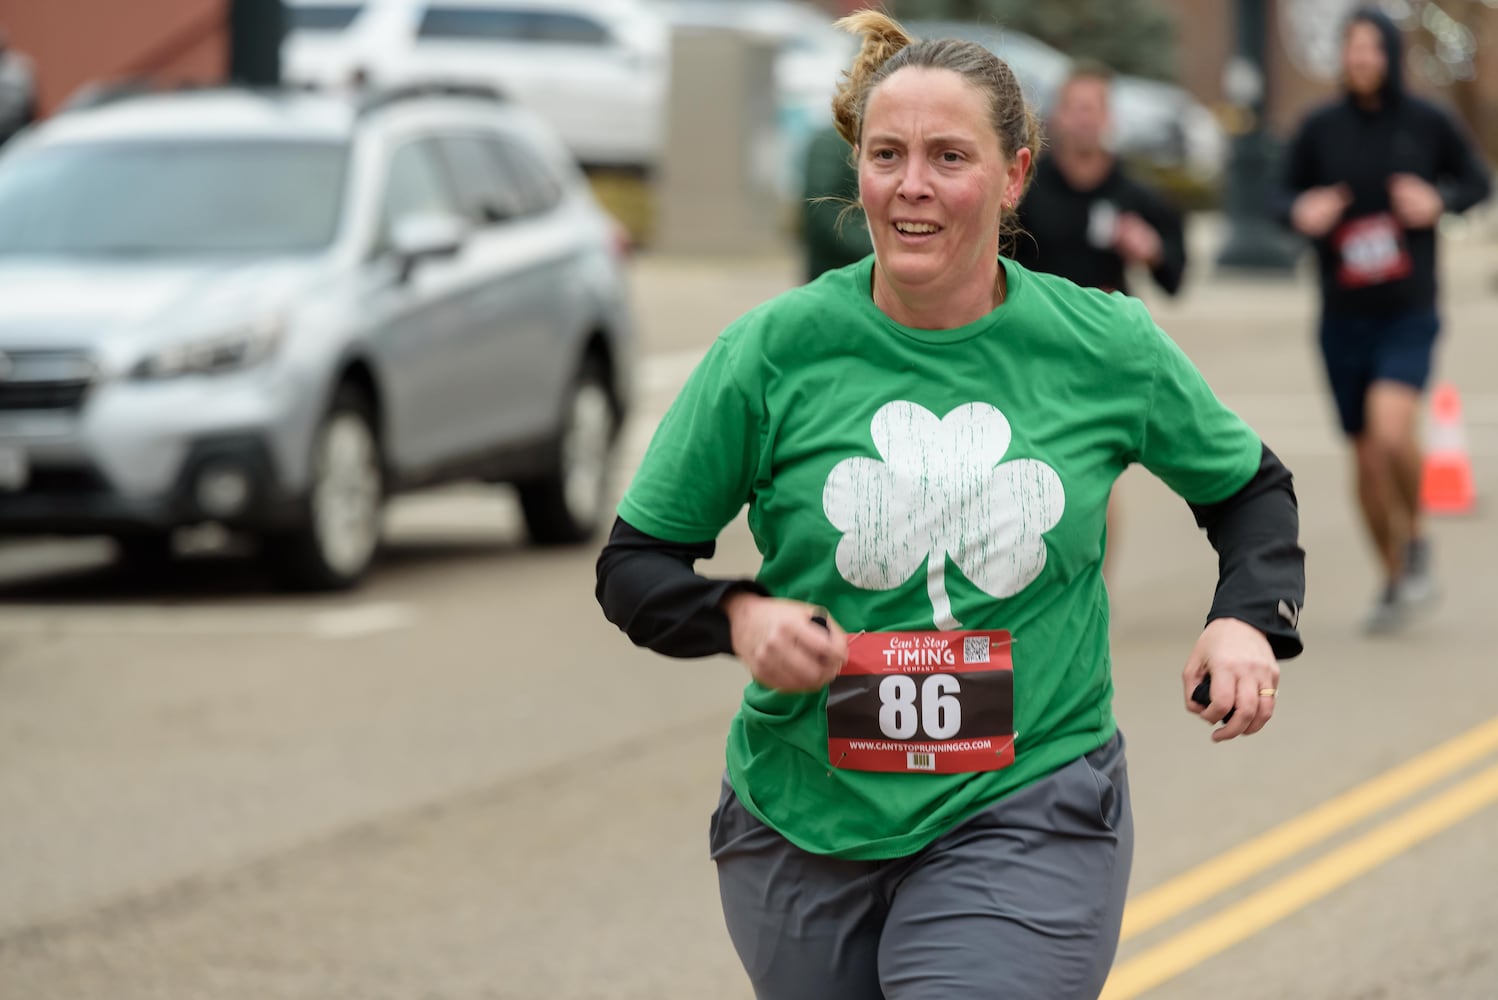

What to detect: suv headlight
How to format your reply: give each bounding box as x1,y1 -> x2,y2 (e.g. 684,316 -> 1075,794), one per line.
132,315 -> 285,379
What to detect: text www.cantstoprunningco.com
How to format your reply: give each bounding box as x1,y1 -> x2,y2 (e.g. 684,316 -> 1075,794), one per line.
847,740 -> 994,753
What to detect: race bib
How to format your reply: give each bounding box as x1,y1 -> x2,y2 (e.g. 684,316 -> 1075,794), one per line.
1088,200 -> 1120,249
1334,213 -> 1412,289
826,630 -> 1015,774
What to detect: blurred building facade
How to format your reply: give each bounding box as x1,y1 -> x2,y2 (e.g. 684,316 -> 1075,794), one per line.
5,0 -> 1492,154
1161,0 -> 1498,156
0,0 -> 227,116
822,0 -> 1498,157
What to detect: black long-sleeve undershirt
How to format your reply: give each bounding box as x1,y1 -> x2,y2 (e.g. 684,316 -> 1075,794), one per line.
594,526 -> 768,659
596,443 -> 1304,661
1190,443 -> 1305,659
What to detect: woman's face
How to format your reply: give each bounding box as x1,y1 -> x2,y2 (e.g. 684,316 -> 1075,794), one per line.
857,67 -> 1029,300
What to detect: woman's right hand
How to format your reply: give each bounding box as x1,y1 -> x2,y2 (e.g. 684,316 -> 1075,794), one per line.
721,592 -> 848,692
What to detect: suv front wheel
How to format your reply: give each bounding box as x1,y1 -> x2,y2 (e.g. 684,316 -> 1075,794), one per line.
519,362 -> 617,545
264,385 -> 385,590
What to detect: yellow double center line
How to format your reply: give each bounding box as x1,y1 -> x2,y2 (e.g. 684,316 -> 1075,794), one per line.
1100,714 -> 1498,999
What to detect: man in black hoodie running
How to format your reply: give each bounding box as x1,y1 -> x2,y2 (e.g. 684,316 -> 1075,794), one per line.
1278,6 -> 1490,633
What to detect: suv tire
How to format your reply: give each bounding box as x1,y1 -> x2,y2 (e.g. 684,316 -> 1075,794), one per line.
519,361 -> 617,546
265,384 -> 384,590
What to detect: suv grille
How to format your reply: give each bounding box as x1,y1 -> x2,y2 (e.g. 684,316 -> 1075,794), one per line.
0,350 -> 96,411
22,464 -> 108,495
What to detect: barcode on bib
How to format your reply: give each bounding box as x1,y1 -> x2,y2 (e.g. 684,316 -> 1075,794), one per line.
906,752 -> 936,771
963,636 -> 990,664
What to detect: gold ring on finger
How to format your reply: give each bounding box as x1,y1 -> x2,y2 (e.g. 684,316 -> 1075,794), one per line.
1259,688 -> 1278,697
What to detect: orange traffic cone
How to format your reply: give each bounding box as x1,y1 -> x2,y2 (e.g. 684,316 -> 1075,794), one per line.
1420,382 -> 1477,516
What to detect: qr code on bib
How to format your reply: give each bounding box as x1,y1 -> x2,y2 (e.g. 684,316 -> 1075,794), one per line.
963,636 -> 990,664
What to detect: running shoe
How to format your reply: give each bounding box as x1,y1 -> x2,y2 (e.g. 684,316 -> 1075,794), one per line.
1399,536 -> 1440,608
1363,582 -> 1407,635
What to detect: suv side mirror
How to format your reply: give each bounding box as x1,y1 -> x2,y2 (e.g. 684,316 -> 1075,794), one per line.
390,213 -> 467,281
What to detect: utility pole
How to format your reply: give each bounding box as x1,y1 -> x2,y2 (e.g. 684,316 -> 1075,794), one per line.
1216,0 -> 1299,272
228,0 -> 285,87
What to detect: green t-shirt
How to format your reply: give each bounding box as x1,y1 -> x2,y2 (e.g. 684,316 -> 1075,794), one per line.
618,256 -> 1260,860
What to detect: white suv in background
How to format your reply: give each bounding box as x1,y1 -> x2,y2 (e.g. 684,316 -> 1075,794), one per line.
0,83 -> 635,589
283,0 -> 669,170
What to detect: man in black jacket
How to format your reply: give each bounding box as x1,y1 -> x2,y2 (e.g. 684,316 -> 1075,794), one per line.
1277,6 -> 1490,633
1013,63 -> 1188,579
1013,63 -> 1187,299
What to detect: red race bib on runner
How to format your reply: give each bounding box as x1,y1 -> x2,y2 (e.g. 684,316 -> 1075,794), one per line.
1333,212 -> 1412,289
827,630 -> 1015,774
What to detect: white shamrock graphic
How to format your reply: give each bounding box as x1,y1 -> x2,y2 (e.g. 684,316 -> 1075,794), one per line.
823,401 -> 1065,629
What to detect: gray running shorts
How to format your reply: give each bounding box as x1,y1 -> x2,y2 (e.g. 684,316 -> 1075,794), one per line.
709,731 -> 1133,1000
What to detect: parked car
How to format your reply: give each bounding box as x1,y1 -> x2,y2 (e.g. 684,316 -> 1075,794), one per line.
1110,73 -> 1228,187
0,83 -> 635,588
280,0 -> 369,91
902,20 -> 1226,186
648,0 -> 849,106
282,0 -> 669,170
901,20 -> 1074,117
770,17 -> 1081,203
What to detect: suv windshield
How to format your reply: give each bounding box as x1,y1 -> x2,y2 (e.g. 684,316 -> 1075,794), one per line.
0,140 -> 349,256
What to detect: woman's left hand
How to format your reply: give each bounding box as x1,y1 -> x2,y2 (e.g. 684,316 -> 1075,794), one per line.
1182,617 -> 1280,742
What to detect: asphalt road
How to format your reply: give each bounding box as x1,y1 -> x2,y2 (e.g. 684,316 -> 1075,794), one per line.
2,226 -> 1496,999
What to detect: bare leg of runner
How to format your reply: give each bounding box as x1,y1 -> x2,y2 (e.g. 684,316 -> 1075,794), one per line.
1367,381 -> 1424,545
1353,435 -> 1401,584
1368,379 -> 1440,608
1357,382 -> 1427,632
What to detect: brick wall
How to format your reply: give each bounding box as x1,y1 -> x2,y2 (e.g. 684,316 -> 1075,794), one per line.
1161,0 -> 1497,152
0,0 -> 227,116
820,0 -> 1496,156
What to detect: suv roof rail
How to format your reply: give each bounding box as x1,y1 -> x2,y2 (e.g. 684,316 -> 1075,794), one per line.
58,80 -> 330,116
357,81 -> 507,116
54,78 -> 507,121
58,78 -> 158,114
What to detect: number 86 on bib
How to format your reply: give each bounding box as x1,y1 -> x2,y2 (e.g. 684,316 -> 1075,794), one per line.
826,630 -> 1015,774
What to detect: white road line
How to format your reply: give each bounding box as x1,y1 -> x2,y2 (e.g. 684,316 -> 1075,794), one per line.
384,486 -> 520,534
0,602 -> 418,640
308,603 -> 420,639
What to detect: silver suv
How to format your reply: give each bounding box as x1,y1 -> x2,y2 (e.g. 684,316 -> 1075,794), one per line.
0,83 -> 635,588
